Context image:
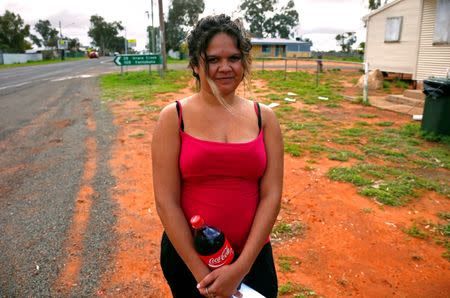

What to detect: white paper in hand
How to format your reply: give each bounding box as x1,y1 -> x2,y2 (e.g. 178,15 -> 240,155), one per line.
232,283 -> 265,298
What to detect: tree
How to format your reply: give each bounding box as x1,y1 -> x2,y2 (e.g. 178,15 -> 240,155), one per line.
0,10 -> 32,53
147,25 -> 160,52
165,0 -> 204,51
263,0 -> 299,38
110,36 -> 126,53
240,0 -> 299,38
335,32 -> 357,52
88,15 -> 124,54
369,0 -> 388,10
32,20 -> 59,48
358,41 -> 365,55
297,37 -> 313,47
68,38 -> 81,51
240,0 -> 275,37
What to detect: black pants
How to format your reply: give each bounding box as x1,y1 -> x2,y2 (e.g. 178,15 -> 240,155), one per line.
160,232 -> 278,298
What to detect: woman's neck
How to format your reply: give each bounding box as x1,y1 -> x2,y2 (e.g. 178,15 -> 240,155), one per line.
198,88 -> 238,107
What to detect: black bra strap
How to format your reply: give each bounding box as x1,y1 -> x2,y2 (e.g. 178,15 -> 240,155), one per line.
256,102 -> 262,132
175,101 -> 184,131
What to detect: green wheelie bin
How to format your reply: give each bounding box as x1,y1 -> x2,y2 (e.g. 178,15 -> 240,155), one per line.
421,78 -> 450,136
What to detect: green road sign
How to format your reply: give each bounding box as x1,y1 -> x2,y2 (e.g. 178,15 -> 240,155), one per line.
114,54 -> 162,66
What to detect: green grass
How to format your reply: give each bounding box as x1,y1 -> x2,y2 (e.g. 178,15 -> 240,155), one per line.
271,221 -> 304,241
321,55 -> 363,63
0,57 -> 87,69
437,223 -> 450,237
331,137 -> 360,145
339,127 -> 372,137
278,282 -> 318,297
328,150 -> 364,162
287,122 -> 326,133
376,121 -> 394,127
254,70 -> 343,106
129,132 -> 145,138
404,225 -> 428,239
358,113 -> 378,119
167,57 -> 188,64
250,72 -> 449,207
328,163 -> 449,206
100,70 -> 191,102
277,255 -> 299,273
437,212 -> 450,220
285,143 -> 303,157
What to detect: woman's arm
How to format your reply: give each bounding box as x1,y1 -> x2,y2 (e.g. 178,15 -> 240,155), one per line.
152,103 -> 211,283
197,104 -> 284,297
234,103 -> 284,272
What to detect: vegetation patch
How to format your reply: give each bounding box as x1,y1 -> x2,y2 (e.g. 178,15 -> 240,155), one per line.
285,143 -> 303,157
328,164 -> 449,206
100,70 -> 191,102
358,113 -> 378,119
277,255 -> 300,273
271,221 -> 304,241
254,70 -> 342,106
437,212 -> 450,220
278,282 -> 318,297
404,225 -> 428,239
339,127 -> 371,137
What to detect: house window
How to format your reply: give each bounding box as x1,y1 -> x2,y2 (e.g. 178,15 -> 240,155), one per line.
433,0 -> 450,44
262,45 -> 271,53
385,16 -> 403,42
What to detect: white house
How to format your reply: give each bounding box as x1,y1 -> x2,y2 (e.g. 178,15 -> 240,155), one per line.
363,0 -> 450,83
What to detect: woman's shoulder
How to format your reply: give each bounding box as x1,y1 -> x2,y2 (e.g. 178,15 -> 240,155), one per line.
249,100 -> 276,123
158,96 -> 192,119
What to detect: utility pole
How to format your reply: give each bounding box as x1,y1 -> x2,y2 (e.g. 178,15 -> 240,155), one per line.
59,21 -> 65,60
158,0 -> 167,71
151,0 -> 155,53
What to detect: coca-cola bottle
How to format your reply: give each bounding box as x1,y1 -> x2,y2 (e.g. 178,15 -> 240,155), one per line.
190,215 -> 235,270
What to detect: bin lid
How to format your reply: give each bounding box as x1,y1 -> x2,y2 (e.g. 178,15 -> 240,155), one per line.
423,77 -> 450,96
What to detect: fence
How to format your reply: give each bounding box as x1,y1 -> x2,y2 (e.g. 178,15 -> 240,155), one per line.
65,51 -> 86,58
1,53 -> 43,65
252,57 -> 369,104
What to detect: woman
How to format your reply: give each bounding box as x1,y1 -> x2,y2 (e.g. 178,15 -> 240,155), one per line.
152,14 -> 283,298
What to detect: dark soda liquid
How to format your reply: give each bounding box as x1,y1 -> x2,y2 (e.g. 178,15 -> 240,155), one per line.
193,226 -> 226,256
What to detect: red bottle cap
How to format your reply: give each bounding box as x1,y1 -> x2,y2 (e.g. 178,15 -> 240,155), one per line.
190,215 -> 204,229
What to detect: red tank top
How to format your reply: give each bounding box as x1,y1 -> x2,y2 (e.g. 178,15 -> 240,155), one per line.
176,101 -> 267,253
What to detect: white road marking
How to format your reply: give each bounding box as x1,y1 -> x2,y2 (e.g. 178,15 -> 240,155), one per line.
51,74 -> 94,82
0,81 -> 31,90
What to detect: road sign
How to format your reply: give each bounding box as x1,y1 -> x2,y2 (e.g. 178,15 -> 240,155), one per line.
127,39 -> 137,47
114,54 -> 162,66
57,39 -> 68,50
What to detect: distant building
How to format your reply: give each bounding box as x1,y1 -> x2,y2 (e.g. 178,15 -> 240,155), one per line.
250,38 -> 312,58
363,0 -> 450,82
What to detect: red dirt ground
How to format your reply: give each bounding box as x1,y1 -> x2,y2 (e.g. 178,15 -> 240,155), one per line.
97,82 -> 450,297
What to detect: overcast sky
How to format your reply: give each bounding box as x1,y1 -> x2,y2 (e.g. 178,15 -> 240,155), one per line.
1,0 -> 378,51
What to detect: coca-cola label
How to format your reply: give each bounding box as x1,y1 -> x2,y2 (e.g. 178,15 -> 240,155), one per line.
199,239 -> 234,269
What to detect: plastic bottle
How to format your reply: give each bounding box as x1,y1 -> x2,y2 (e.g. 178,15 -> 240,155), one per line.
190,215 -> 234,269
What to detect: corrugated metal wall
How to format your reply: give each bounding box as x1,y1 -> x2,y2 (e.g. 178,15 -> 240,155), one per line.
416,0 -> 450,81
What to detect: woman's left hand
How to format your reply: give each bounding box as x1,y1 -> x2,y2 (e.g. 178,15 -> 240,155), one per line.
197,264 -> 245,298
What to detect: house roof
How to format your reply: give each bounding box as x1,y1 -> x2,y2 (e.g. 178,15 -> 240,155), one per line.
362,0 -> 406,21
250,38 -> 310,46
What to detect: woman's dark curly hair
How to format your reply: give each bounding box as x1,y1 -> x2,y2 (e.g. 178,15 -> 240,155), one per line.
187,14 -> 252,83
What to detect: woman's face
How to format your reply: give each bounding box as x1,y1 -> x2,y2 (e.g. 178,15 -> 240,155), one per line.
195,32 -> 244,97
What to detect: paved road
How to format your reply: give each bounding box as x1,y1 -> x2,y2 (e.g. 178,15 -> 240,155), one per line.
0,57 -> 190,296
0,57 -> 123,296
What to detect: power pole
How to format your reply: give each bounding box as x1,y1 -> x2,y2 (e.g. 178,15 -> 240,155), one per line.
158,0 -> 167,71
151,0 -> 155,53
